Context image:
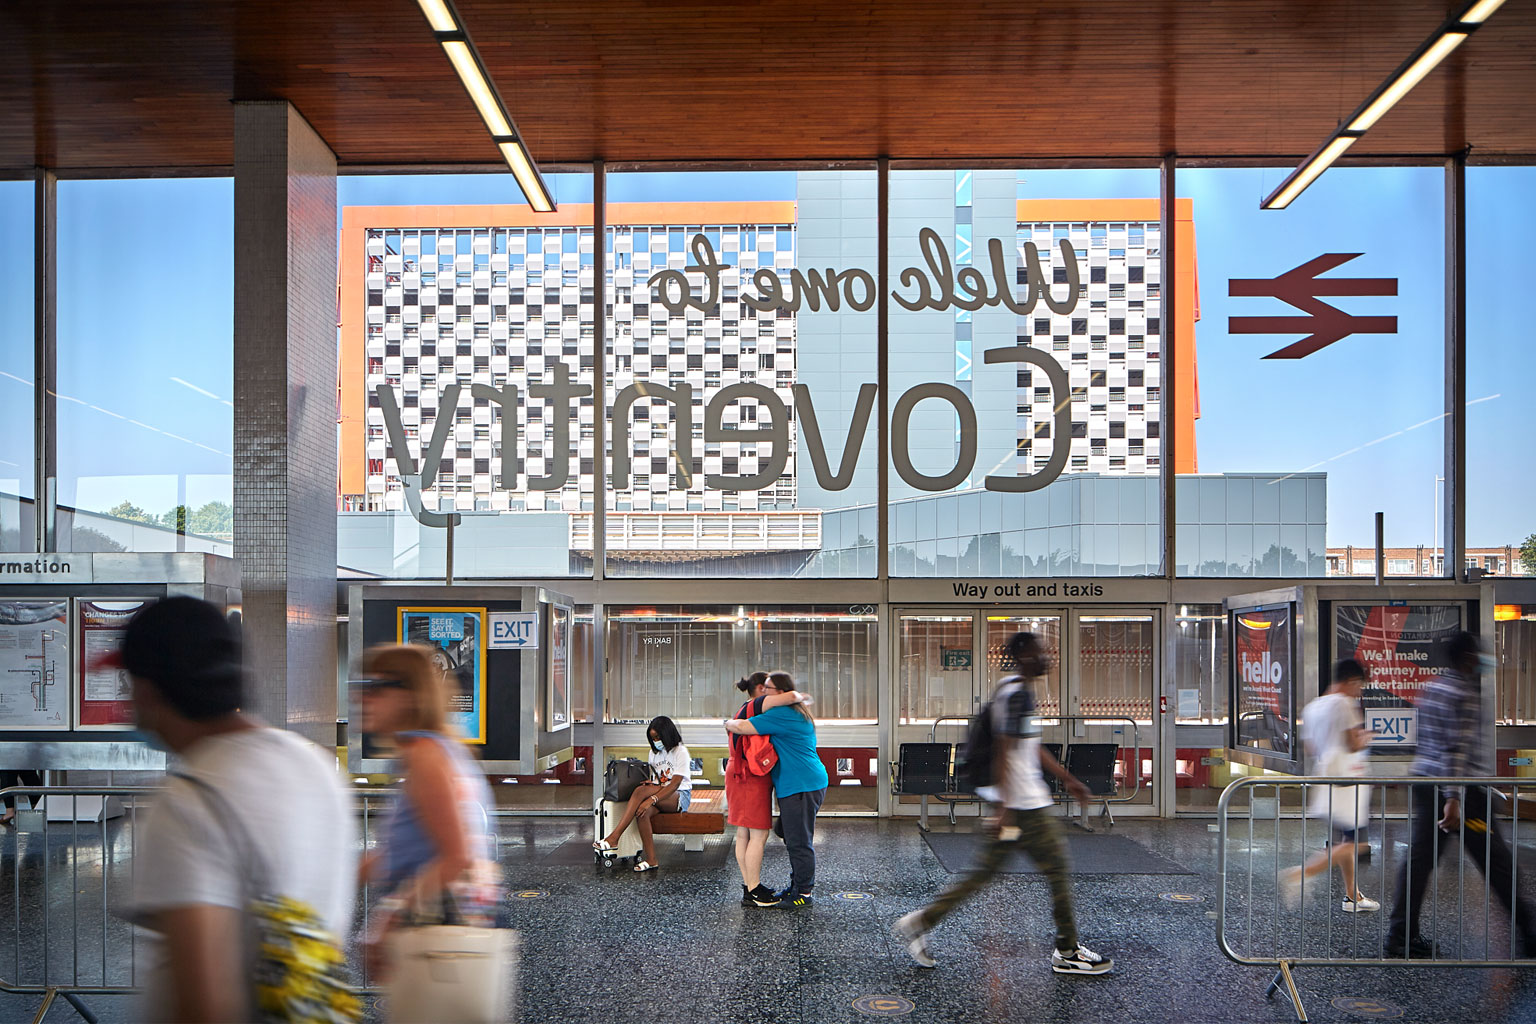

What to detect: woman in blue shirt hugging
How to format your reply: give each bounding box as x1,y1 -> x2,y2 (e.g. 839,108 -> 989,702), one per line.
724,671 -> 828,907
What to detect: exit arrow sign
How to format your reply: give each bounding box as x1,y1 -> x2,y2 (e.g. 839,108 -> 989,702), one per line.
1228,254 -> 1397,359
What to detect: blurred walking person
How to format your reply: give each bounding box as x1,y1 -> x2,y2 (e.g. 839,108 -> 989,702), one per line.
122,597 -> 358,1022
1281,659 -> 1378,912
1385,631 -> 1536,958
355,645 -> 502,966
892,631 -> 1112,975
725,671 -> 827,908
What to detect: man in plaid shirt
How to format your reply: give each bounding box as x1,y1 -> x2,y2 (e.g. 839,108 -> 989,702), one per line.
1384,631 -> 1536,958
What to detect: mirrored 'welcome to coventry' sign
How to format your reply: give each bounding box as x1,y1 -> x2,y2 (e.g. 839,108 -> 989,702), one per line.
380,231 -> 1088,527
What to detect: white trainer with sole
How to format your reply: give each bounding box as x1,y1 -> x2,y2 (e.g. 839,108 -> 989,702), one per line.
1051,945 -> 1113,975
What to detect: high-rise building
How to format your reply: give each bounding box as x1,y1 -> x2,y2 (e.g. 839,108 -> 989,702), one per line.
339,192 -> 1197,513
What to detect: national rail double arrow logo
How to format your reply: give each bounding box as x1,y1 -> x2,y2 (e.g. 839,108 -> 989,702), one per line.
1228,254 -> 1397,359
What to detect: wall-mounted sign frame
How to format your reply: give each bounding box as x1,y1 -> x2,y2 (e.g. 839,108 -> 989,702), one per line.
546,603 -> 572,733
76,598 -> 157,729
398,606 -> 488,745
0,599 -> 71,730
1225,586 -> 1305,773
1332,601 -> 1464,754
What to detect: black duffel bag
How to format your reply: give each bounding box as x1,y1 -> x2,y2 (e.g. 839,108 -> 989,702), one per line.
603,757 -> 654,802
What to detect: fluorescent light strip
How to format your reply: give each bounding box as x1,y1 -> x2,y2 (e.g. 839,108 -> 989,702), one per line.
1461,0 -> 1507,24
499,142 -> 555,213
1348,32 -> 1468,132
440,40 -> 513,138
415,0 -> 458,32
1268,135 -> 1357,210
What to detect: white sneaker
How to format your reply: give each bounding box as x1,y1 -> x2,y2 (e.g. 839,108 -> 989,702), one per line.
1051,945 -> 1113,975
892,911 -> 936,968
1342,894 -> 1380,913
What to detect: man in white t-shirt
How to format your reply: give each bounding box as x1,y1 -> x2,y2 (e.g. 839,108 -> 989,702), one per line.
894,631 -> 1113,976
1282,658 -> 1377,912
119,598 -> 357,1020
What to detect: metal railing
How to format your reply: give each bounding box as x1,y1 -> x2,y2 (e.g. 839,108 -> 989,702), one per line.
906,714 -> 1144,829
1216,775 -> 1536,1023
0,784 -> 500,1023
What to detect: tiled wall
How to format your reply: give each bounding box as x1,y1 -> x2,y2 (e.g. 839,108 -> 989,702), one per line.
233,102 -> 338,745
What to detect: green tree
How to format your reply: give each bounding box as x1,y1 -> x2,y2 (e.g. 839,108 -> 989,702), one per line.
1521,533 -> 1536,576
188,501 -> 233,538
105,501 -> 154,524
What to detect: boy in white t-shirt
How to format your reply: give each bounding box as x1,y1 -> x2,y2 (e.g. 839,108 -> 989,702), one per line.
1282,658 -> 1378,912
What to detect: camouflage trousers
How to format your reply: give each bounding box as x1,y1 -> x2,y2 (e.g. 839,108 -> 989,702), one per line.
917,806 -> 1079,952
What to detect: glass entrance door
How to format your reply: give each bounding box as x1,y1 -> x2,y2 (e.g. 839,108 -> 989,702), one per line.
896,607 -> 1161,815
984,610 -> 1159,812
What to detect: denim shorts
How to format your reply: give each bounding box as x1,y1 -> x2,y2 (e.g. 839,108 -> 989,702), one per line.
674,790 -> 692,812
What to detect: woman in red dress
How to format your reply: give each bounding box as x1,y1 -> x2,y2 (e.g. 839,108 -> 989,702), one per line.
726,672 -> 809,907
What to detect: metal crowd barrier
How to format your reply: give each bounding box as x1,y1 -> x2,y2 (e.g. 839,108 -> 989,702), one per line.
910,714 -> 1143,829
0,784 -> 494,1022
1216,775 -> 1536,1023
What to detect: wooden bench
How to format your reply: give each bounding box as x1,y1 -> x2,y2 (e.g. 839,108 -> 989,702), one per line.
601,788 -> 727,856
652,789 -> 726,851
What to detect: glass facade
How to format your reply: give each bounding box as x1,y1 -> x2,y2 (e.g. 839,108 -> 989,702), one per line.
1176,167 -> 1443,576
56,178 -> 234,553
601,169 -> 878,579
1468,167 -> 1534,572
336,172 -> 595,578
886,168 -> 1168,578
0,179 -> 33,550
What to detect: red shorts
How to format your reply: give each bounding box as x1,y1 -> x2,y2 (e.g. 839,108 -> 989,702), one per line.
726,766 -> 774,830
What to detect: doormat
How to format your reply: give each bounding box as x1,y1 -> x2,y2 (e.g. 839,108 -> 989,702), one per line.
921,830 -> 1194,875
544,835 -> 731,869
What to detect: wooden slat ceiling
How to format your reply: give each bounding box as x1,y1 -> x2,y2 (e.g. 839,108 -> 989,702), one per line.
2,0 -> 1534,172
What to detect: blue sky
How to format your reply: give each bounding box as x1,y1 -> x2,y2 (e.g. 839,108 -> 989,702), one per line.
2,166 -> 1530,548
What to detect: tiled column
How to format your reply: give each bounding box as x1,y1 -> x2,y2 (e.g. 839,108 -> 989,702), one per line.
233,101 -> 338,746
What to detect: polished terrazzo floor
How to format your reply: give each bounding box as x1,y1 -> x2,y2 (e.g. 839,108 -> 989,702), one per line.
3,815 -> 1535,1023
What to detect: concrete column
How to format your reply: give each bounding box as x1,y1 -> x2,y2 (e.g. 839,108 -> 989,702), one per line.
233,101 -> 338,745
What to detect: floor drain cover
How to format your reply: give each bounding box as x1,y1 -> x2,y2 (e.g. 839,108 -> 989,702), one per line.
1331,997 -> 1404,1019
853,995 -> 914,1016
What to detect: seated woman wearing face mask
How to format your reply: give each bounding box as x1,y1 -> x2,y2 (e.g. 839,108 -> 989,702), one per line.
593,715 -> 691,872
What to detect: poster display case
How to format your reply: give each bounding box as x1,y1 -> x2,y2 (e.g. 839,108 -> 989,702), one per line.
349,584 -> 575,775
0,600 -> 70,730
77,598 -> 157,728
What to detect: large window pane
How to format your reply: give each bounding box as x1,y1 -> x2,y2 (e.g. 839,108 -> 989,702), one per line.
887,168 -> 1164,576
337,172 -> 595,578
0,180 -> 33,550
1177,167 -> 1441,577
1468,167 -> 1534,581
57,179 -> 233,553
605,606 -> 878,721
602,169 -> 878,578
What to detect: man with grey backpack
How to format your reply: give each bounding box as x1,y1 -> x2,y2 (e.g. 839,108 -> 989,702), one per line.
893,631 -> 1113,976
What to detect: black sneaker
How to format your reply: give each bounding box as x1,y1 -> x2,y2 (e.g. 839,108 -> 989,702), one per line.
740,885 -> 752,907
775,892 -> 814,909
748,885 -> 779,908
1384,934 -> 1435,959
